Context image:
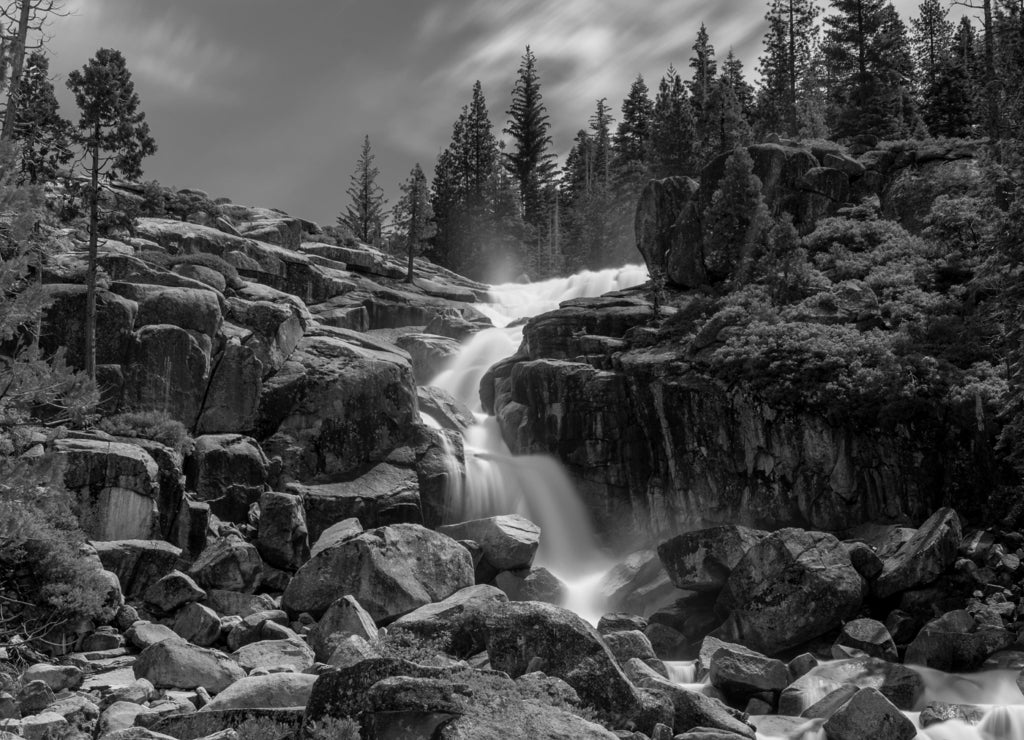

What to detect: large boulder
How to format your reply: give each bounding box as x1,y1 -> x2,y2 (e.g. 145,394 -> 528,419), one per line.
714,528 -> 866,654
873,507 -> 962,598
256,491 -> 309,571
281,523 -> 474,621
171,602 -> 222,646
256,331 -> 418,482
225,295 -> 306,377
231,637 -> 315,674
143,570 -> 206,613
92,539 -> 182,598
822,687 -> 916,740
288,462 -> 421,543
195,338 -> 263,434
38,284 -> 137,369
657,526 -> 766,592
707,642 -> 790,700
133,640 -> 245,694
122,324 -> 211,428
439,514 -> 540,572
116,284 -> 222,338
833,618 -> 898,662
904,609 -> 1015,672
53,438 -> 160,541
201,673 -> 316,712
307,595 -> 379,662
778,658 -> 924,714
185,435 -> 268,524
484,601 -> 664,730
391,584 -> 508,658
395,333 -> 461,384
189,535 -> 263,593
635,176 -> 700,275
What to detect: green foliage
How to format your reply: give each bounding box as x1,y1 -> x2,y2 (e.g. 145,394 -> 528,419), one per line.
393,163 -> 436,282
235,716 -> 301,740
702,148 -> 770,282
96,410 -> 192,455
302,717 -> 360,740
340,135 -> 386,245
379,629 -> 453,664
10,52 -> 72,184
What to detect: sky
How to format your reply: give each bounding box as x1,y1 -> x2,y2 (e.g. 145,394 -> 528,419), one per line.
45,0 -> 968,227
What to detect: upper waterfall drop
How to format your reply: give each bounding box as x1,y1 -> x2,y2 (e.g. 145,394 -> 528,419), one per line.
427,264 -> 648,617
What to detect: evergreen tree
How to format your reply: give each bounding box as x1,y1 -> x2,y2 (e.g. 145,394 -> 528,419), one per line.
10,51 -> 70,184
339,135 -> 386,245
649,65 -> 697,178
689,23 -> 719,158
707,76 -> 752,154
911,0 -> 957,131
66,48 -> 156,381
994,0 -> 1024,134
702,148 -> 770,283
822,0 -> 917,137
504,46 -> 556,229
721,50 -> 755,117
757,0 -> 820,136
612,75 -> 653,175
393,163 -> 435,283
924,57 -> 973,136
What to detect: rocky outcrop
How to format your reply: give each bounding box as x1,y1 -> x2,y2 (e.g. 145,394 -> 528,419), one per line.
486,290 -> 999,541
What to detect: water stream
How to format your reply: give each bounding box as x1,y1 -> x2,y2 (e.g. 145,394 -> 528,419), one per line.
425,264 -> 1024,739
429,265 -> 647,622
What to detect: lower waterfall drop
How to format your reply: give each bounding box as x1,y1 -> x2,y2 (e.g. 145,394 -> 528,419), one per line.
431,265 -> 647,623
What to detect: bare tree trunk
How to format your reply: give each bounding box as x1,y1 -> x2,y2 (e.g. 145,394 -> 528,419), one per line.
85,129 -> 98,381
1,0 -> 30,142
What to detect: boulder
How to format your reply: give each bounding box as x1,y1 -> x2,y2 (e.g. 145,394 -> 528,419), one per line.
202,590 -> 276,618
832,618 -> 898,662
309,517 -> 363,559
635,176 -> 700,275
256,332 -> 417,482
225,609 -> 291,651
822,688 -> 916,740
120,284 -> 222,338
708,643 -> 790,699
38,284 -> 137,369
185,435 -> 268,524
225,295 -> 305,376
289,463 -> 421,543
623,659 -> 755,738
256,491 -> 309,571
98,701 -> 157,736
53,438 -> 160,541
308,595 -> 379,662
484,601 -> 662,729
93,540 -> 182,598
417,385 -> 476,433
19,665 -> 82,692
122,324 -> 211,428
714,528 -> 865,654
172,602 -> 222,647
919,701 -> 986,727
395,333 -> 461,384
195,339 -> 263,434
598,614 -> 649,634
133,640 -> 245,694
602,630 -> 660,667
779,658 -> 923,714
873,508 -> 963,598
327,634 -> 382,669
495,566 -> 566,604
391,584 -> 508,658
281,523 -> 474,621
905,609 -> 1015,671
127,621 -> 184,649
657,526 -> 766,592
201,673 -> 316,712
599,550 -> 677,618
230,637 -> 315,674
439,515 -> 540,572
143,570 -> 206,613
189,536 -> 263,593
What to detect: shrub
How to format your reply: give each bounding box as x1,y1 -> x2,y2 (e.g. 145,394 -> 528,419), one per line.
302,717 -> 360,740
379,630 -> 453,664
97,410 -> 192,455
235,716 -> 298,740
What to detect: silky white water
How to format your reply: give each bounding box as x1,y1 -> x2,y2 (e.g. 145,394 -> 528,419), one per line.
430,265 -> 648,623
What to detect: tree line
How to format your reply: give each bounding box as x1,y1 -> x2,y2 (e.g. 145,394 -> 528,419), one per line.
342,0 -> 1024,282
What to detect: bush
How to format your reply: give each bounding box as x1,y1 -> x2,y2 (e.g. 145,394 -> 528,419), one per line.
234,716 -> 299,740
97,410 -> 192,455
302,717 -> 360,740
379,630 -> 453,664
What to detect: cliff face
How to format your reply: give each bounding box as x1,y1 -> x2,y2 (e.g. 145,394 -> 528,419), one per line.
485,138 -> 1006,545
483,292 -> 999,545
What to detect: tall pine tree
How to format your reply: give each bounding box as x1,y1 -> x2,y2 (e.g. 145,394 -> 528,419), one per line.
822,0 -> 917,138
504,46 -> 556,230
689,24 -> 719,159
649,65 -> 697,178
339,135 -> 386,245
757,0 -> 820,136
10,51 -> 71,184
393,163 -> 435,283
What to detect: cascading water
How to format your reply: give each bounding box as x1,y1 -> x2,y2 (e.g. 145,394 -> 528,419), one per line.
429,265 -> 648,623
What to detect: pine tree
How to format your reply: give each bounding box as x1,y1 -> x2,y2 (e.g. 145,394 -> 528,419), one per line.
707,77 -> 752,154
340,135 -> 386,245
10,51 -> 70,184
649,65 -> 697,178
66,48 -> 156,381
393,163 -> 435,283
702,148 -> 770,283
612,75 -> 653,173
994,0 -> 1024,134
721,50 -> 755,117
504,46 -> 556,229
911,0 -> 957,132
689,23 -> 719,158
757,0 -> 820,136
822,0 -> 917,138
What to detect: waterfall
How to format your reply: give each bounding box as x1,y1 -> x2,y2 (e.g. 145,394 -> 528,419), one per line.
429,265 -> 648,622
